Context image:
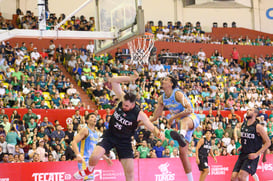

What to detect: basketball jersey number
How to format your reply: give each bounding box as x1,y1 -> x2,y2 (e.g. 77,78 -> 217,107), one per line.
244,139 -> 247,145
114,122 -> 122,130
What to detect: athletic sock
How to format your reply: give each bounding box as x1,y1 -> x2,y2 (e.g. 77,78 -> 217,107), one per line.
253,173 -> 259,181
180,130 -> 186,137
186,172 -> 193,181
246,175 -> 249,181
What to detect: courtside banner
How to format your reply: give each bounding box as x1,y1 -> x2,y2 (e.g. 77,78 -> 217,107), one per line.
0,155 -> 272,180
0,108 -> 254,128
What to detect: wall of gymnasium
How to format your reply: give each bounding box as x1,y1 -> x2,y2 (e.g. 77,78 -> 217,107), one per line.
0,0 -> 273,33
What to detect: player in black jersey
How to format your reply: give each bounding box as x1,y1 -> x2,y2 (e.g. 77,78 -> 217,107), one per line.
74,70 -> 164,181
231,108 -> 270,181
196,130 -> 217,181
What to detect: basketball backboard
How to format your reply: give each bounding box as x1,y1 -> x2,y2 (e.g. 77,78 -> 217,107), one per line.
94,0 -> 145,55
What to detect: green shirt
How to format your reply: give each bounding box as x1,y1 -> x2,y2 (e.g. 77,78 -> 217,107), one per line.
27,122 -> 37,132
193,130 -> 203,140
137,146 -> 150,158
215,128 -> 224,139
167,145 -> 176,154
12,71 -> 23,80
23,113 -> 38,124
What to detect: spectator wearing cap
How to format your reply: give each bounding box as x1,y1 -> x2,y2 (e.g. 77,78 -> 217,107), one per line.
36,139 -> 46,162
30,47 -> 41,62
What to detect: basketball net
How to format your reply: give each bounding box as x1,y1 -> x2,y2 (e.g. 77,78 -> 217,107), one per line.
127,32 -> 154,65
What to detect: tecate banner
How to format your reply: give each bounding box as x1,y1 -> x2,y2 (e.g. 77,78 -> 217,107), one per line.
0,155 -> 273,180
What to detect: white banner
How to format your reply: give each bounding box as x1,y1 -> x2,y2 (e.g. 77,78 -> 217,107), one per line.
38,0 -> 46,31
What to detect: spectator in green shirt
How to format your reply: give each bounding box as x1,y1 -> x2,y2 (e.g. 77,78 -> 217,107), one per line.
12,66 -> 23,81
23,108 -> 38,125
27,117 -> 37,132
215,124 -> 225,141
137,140 -> 150,158
0,116 -> 11,135
193,126 -> 203,146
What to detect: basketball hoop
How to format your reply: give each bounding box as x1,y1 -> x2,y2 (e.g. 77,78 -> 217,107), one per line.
127,32 -> 154,65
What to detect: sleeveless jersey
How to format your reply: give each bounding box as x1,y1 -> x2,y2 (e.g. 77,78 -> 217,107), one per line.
163,88 -> 194,117
74,115 -> 81,123
109,102 -> 140,139
241,120 -> 262,154
78,127 -> 99,159
198,138 -> 212,157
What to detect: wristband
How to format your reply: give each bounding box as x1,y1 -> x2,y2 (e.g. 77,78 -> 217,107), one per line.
76,154 -> 82,157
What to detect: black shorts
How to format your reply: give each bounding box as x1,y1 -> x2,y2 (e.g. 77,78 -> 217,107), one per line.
97,131 -> 133,159
198,156 -> 209,171
232,154 -> 259,175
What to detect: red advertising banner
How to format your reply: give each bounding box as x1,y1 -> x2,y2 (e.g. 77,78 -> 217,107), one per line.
0,155 -> 273,181
2,108 -> 268,128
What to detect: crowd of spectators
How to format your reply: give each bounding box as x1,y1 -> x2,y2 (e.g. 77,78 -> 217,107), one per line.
146,21 -> 273,46
0,17 -> 273,163
0,10 -> 95,31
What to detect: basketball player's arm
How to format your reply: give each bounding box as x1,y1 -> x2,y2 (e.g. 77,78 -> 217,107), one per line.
138,111 -> 164,140
195,138 -> 204,165
149,96 -> 164,122
71,127 -> 88,163
109,70 -> 139,100
248,124 -> 271,160
170,91 -> 193,121
210,147 -> 217,163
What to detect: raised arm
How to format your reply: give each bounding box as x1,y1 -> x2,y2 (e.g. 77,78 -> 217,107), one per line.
108,70 -> 139,100
150,96 -> 164,122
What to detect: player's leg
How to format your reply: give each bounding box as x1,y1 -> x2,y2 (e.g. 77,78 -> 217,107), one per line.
199,168 -> 209,181
237,170 -> 249,181
179,144 -> 193,181
231,172 -> 239,181
170,117 -> 194,147
74,145 -> 106,180
120,158 -> 135,181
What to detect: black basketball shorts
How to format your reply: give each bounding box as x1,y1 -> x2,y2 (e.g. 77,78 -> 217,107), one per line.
97,131 -> 134,159
232,154 -> 259,176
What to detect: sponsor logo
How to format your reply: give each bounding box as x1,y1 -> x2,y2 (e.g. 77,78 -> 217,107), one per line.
209,165 -> 229,175
66,117 -> 73,125
0,178 -> 9,181
32,172 -> 71,181
155,162 -> 175,181
258,163 -> 273,172
94,169 -> 124,180
266,8 -> 273,20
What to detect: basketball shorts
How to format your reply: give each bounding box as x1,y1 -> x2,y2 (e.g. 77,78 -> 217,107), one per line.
198,156 -> 209,171
184,113 -> 200,143
97,131 -> 134,159
233,153 -> 260,176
